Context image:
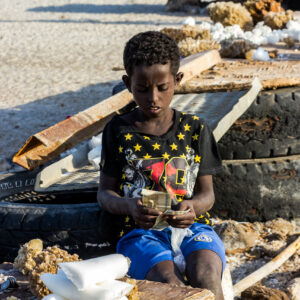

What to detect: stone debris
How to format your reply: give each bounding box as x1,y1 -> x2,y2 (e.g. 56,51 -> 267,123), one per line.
286,278 -> 300,300
241,285 -> 290,300
165,0 -> 200,12
214,220 -> 260,252
244,0 -> 285,24
178,38 -> 220,57
264,10 -> 294,30
207,2 -> 253,31
220,38 -> 258,58
212,218 -> 300,296
161,25 -> 212,43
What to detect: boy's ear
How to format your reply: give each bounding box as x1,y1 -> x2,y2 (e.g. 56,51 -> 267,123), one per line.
122,75 -> 132,93
175,72 -> 184,86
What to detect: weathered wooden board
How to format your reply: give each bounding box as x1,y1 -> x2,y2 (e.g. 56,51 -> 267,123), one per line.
0,263 -> 215,300
13,50 -> 221,171
138,280 -> 215,300
177,59 -> 300,93
35,79 -> 261,192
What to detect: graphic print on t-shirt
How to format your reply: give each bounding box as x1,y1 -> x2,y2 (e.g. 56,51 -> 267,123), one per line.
122,147 -> 200,203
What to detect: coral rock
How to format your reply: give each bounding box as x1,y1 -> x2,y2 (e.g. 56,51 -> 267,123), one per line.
220,39 -> 258,58
241,285 -> 290,300
207,2 -> 253,31
13,239 -> 43,275
161,25 -> 212,43
214,220 -> 260,252
245,0 -> 284,24
178,38 -> 220,57
264,10 -> 294,30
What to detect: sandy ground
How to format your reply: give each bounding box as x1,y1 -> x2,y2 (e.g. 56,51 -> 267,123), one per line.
0,0 -> 212,170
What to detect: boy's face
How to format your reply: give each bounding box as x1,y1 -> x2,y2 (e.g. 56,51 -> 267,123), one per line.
123,62 -> 183,119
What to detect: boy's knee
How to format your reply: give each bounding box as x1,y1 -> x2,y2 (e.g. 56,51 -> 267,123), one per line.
190,261 -> 221,286
146,261 -> 184,286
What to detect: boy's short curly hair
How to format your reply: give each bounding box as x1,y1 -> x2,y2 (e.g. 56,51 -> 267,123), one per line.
123,31 -> 180,77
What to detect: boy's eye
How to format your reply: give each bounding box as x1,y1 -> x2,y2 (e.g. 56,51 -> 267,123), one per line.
158,85 -> 169,91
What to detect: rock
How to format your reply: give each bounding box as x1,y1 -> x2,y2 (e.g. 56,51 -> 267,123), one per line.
207,2 -> 253,31
264,10 -> 294,30
286,278 -> 300,300
165,0 -> 200,12
220,39 -> 258,58
244,0 -> 285,24
264,218 -> 295,239
241,285 -> 290,300
214,221 -> 260,252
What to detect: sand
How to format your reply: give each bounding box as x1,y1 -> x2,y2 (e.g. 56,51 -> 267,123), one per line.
0,0 -> 211,170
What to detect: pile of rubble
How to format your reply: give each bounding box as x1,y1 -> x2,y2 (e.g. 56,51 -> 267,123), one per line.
213,218 -> 300,299
162,1 -> 300,58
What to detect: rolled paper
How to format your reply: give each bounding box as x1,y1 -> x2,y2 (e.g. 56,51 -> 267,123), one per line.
42,294 -> 67,300
41,270 -> 133,300
58,254 -> 130,290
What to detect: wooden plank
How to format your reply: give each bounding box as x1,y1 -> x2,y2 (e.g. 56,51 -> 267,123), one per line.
35,80 -> 262,192
137,280 -> 215,300
176,59 -> 300,93
13,50 -> 221,170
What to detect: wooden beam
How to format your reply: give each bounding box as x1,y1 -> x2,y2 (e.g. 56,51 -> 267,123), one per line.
13,50 -> 221,170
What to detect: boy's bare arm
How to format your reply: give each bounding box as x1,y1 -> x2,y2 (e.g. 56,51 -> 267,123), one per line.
97,172 -> 161,229
165,175 -> 214,228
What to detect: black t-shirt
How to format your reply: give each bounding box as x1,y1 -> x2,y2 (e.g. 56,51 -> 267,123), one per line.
100,109 -> 222,239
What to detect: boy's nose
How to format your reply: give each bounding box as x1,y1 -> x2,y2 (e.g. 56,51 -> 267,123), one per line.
148,88 -> 159,104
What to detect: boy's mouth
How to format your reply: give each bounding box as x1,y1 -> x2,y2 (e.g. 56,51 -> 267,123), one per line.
149,106 -> 161,113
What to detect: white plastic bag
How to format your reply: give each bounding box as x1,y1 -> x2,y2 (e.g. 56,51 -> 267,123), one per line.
58,254 -> 130,290
170,227 -> 193,274
41,270 -> 133,300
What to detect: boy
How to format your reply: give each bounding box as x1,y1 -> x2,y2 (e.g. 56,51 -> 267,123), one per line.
97,31 -> 225,300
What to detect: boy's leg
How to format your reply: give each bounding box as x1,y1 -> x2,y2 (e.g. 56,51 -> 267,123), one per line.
186,249 -> 224,300
146,260 -> 185,286
180,223 -> 226,300
117,228 -> 184,285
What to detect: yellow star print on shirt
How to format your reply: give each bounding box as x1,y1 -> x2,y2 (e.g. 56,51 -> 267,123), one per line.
144,153 -> 152,159
180,153 -> 186,159
143,136 -> 150,140
153,143 -> 160,150
177,132 -> 185,140
192,133 -> 199,141
193,116 -> 199,120
134,143 -> 142,151
125,216 -> 130,223
119,146 -> 123,153
170,143 -> 177,151
186,145 -> 190,151
195,155 -> 201,163
125,133 -> 133,141
184,124 -> 191,131
162,152 -> 170,160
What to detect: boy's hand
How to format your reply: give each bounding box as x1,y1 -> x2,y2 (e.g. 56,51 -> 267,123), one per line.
164,200 -> 196,228
129,198 -> 162,229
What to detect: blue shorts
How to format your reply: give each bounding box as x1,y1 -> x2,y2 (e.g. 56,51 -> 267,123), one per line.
117,223 -> 226,280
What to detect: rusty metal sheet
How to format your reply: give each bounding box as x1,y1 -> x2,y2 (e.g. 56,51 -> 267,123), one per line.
177,59 -> 300,93
13,50 -> 221,170
35,79 -> 261,192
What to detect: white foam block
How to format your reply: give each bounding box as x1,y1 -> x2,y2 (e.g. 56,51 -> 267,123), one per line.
41,270 -> 133,300
59,254 -> 130,290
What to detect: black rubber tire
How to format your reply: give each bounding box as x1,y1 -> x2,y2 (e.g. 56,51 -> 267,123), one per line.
212,154 -> 300,222
0,202 -> 114,263
218,87 -> 300,159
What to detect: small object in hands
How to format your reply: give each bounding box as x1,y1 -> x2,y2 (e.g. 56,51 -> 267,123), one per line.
141,189 -> 172,212
0,276 -> 19,291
